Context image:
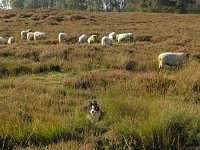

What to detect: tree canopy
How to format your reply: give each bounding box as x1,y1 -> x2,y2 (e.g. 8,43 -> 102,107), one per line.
1,0 -> 200,13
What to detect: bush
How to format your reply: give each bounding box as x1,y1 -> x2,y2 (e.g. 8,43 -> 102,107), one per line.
8,65 -> 32,76
49,64 -> 61,72
125,61 -> 137,72
0,63 -> 32,77
64,70 -> 132,90
16,50 -> 40,62
1,13 -> 16,19
32,63 -> 49,74
140,74 -> 176,95
39,46 -> 70,61
47,16 -> 64,22
68,15 -> 87,21
135,35 -> 152,42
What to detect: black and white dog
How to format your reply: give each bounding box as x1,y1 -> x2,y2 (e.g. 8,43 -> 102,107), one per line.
84,101 -> 103,122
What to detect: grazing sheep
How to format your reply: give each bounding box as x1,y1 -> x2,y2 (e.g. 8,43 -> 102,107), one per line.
158,52 -> 190,72
78,34 -> 88,43
116,33 -> 134,42
101,36 -> 112,46
34,31 -> 46,41
0,37 -> 5,45
58,33 -> 68,43
21,29 -> 32,40
88,35 -> 98,44
8,37 -> 15,44
27,32 -> 34,41
127,33 -> 134,42
116,33 -> 129,43
109,32 -> 117,41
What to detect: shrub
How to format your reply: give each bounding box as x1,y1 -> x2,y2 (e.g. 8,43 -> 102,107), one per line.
64,70 -> 132,90
49,64 -> 61,72
135,35 -> 152,42
67,36 -> 79,44
140,74 -> 176,95
0,50 -> 14,57
68,15 -> 87,21
125,60 -> 137,71
8,65 -> 32,76
0,63 -> 32,77
0,64 -> 8,78
2,13 -> 16,19
39,46 -> 70,61
32,63 -> 49,74
16,50 -> 40,62
48,21 -> 59,25
18,13 -> 32,18
47,16 -> 64,22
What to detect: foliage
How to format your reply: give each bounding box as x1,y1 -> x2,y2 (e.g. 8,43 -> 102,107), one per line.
0,0 -> 199,13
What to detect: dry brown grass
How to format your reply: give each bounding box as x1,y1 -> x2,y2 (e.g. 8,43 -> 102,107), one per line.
0,9 -> 200,149
64,70 -> 133,90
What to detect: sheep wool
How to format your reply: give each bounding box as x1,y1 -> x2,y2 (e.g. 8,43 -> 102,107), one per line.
58,33 -> 68,43
158,52 -> 189,72
88,35 -> 98,44
78,34 -> 88,43
27,32 -> 34,41
21,29 -> 32,40
108,32 -> 117,41
0,37 -> 5,45
8,37 -> 15,44
101,36 -> 112,46
34,31 -> 46,41
116,33 -> 129,42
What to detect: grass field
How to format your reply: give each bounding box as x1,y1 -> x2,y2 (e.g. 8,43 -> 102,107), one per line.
0,9 -> 200,149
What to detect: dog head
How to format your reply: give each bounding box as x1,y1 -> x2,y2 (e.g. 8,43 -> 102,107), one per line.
84,101 -> 103,122
87,101 -> 100,115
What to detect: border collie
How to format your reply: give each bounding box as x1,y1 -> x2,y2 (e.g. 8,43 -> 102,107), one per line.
84,101 -> 103,122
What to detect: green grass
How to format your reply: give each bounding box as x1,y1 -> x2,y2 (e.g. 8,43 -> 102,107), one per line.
0,9 -> 200,149
0,70 -> 199,149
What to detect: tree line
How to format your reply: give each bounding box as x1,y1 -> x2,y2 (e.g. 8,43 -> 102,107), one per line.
1,0 -> 200,13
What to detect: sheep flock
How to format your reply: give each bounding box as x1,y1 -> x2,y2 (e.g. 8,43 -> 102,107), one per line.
0,29 -> 192,72
0,30 -> 135,46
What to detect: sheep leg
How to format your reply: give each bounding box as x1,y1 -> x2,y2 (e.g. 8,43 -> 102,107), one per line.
158,60 -> 163,73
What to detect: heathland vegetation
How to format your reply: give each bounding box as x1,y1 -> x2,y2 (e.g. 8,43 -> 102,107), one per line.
0,9 -> 199,149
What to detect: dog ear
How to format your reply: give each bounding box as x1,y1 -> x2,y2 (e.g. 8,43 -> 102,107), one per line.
96,105 -> 99,111
94,101 -> 100,111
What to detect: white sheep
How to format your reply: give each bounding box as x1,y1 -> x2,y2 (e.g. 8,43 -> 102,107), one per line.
88,35 -> 98,44
8,37 -> 15,44
34,31 -> 46,41
109,32 -> 117,41
101,36 -> 112,46
78,34 -> 88,43
58,33 -> 68,43
116,33 -> 129,43
127,33 -> 134,42
158,52 -> 190,72
27,32 -> 34,41
0,37 -> 5,45
116,33 -> 134,43
21,29 -> 32,40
